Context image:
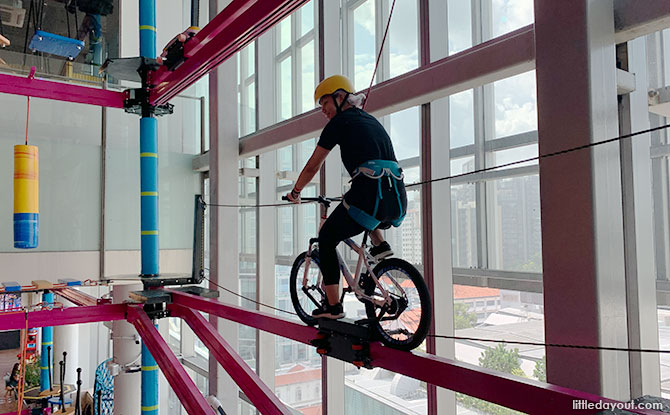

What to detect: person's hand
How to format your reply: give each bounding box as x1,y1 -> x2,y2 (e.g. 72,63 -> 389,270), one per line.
285,188 -> 301,204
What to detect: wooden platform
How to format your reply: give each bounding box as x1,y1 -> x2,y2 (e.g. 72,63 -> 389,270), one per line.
23,384 -> 74,400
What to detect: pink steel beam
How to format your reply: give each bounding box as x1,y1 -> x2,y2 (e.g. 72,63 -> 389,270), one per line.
168,290 -> 662,415
149,0 -> 309,106
0,73 -> 125,108
170,305 -> 291,415
239,24 -> 535,156
168,289 -> 317,344
0,304 -> 126,331
54,288 -> 98,307
126,306 -> 215,415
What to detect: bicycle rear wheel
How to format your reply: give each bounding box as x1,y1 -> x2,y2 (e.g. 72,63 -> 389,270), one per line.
289,251 -> 326,326
364,258 -> 432,351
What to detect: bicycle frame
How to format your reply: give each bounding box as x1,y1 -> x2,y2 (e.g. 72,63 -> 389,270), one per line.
301,200 -> 393,308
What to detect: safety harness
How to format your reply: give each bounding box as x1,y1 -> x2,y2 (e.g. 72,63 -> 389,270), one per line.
343,159 -> 406,231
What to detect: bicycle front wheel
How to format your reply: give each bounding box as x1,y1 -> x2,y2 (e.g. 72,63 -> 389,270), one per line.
289,251 -> 326,326
364,258 -> 432,351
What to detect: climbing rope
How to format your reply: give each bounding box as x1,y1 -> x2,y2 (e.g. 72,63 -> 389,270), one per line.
362,0 -> 397,110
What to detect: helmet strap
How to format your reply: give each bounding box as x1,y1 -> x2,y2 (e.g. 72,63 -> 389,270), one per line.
333,92 -> 350,114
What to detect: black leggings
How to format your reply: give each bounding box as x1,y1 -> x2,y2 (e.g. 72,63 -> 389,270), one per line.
317,203 -> 365,286
318,179 -> 407,287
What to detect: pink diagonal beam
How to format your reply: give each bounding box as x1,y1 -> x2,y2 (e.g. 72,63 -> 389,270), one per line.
170,304 -> 291,415
0,73 -> 125,108
149,0 -> 308,106
168,290 -> 662,415
0,304 -> 127,331
126,306 -> 215,415
168,289 -> 317,344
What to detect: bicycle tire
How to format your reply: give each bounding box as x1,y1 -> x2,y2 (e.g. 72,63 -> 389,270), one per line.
364,258 -> 432,351
289,251 -> 325,326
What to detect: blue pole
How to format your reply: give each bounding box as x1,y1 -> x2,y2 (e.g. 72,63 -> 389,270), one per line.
140,117 -> 159,276
40,291 -> 53,391
139,1 -> 159,414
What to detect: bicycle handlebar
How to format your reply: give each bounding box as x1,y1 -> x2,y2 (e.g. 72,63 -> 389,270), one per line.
281,195 -> 342,204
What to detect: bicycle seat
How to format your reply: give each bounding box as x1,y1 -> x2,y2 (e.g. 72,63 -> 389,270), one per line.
377,222 -> 392,230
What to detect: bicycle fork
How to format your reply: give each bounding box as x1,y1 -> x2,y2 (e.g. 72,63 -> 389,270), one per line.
303,238 -> 326,307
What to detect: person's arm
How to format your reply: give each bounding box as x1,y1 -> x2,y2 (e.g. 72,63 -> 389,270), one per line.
286,145 -> 330,202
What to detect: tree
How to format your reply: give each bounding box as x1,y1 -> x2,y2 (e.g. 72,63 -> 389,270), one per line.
533,355 -> 546,382
479,343 -> 526,378
454,303 -> 477,329
455,343 -> 527,415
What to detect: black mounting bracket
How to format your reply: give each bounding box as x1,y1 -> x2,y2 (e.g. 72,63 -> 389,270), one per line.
311,318 -> 378,369
123,88 -> 174,117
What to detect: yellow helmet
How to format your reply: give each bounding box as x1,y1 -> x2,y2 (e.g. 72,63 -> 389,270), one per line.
314,75 -> 354,104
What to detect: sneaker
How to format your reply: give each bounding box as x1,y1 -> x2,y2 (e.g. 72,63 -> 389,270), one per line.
312,302 -> 345,319
369,241 -> 393,260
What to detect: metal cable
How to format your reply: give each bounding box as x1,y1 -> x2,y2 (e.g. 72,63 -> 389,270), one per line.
204,276 -> 296,316
427,334 -> 670,354
207,123 -> 670,208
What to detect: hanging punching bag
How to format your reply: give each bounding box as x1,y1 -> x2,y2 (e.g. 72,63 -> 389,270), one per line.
14,145 -> 39,249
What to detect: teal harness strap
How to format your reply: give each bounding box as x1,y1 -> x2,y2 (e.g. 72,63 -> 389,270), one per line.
345,159 -> 406,230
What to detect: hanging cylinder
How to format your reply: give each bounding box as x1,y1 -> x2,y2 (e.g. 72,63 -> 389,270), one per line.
14,145 -> 39,249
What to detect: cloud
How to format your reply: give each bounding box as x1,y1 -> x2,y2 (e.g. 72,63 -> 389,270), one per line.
494,71 -> 537,137
389,107 -> 420,161
354,0 -> 376,37
388,0 -> 419,54
492,0 -> 534,37
390,52 -> 419,78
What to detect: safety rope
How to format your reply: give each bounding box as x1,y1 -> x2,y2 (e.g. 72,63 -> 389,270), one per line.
203,279 -> 670,354
426,334 -> 670,354
362,0 -> 397,110
208,122 -> 670,209
407,122 -> 670,189
204,275 -> 296,316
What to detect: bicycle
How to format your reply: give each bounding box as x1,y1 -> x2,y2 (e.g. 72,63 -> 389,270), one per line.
283,195 -> 432,351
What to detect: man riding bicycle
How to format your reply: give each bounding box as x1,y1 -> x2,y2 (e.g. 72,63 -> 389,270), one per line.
285,75 -> 408,320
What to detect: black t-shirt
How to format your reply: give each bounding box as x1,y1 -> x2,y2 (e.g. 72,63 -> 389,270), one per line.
317,108 -> 397,176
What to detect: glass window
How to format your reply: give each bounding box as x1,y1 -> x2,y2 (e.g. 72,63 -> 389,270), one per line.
300,40 -> 316,113
451,156 -> 475,176
388,0 -> 418,78
451,184 -> 478,268
352,0 -> 376,90
450,89 -> 475,149
491,0 -> 534,39
489,144 -> 538,169
279,57 -> 293,121
279,18 -> 292,52
493,71 -> 537,139
275,1 -> 318,119
487,175 -> 542,272
300,1 -> 315,37
168,317 -> 181,353
448,0 -> 473,55
389,107 -> 420,161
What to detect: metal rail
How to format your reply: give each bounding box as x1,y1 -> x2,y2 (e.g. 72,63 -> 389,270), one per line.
126,305 -> 215,415
168,289 -> 665,415
149,0 -> 309,105
171,304 -> 291,415
0,73 -> 125,108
